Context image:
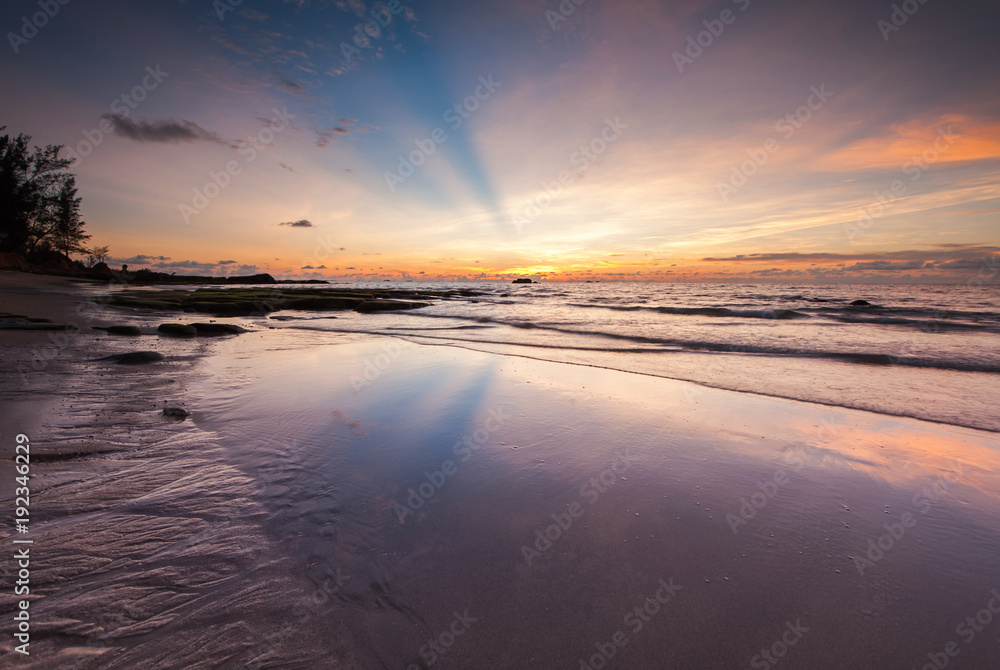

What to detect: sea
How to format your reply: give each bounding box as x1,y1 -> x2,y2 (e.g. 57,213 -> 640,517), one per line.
267,281 -> 1000,432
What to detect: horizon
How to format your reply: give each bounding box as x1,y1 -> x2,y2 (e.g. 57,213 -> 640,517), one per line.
2,0 -> 998,283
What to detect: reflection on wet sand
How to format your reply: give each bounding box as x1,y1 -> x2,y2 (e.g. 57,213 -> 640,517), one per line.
190,332 -> 1000,668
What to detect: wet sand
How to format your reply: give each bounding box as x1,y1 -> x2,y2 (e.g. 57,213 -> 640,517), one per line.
3,272 -> 1000,668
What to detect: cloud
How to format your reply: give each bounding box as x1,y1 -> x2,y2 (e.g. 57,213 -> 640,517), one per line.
101,114 -> 230,145
106,255 -> 258,276
315,131 -> 334,148
817,116 -> 1000,172
702,246 -> 1000,263
301,264 -> 327,269
142,260 -> 220,272
703,252 -> 850,262
279,219 -> 313,227
930,259 -> 992,270
272,70 -> 305,92
845,260 -> 928,271
315,127 -> 348,147
241,8 -> 269,21
921,243 -> 1000,251
109,254 -> 171,264
313,117 -> 372,147
336,0 -> 367,18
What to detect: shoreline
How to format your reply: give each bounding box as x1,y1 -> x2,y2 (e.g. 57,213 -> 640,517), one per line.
0,271 -> 311,667
307,332 -> 1000,436
274,319 -> 1000,434
3,271 -> 1000,667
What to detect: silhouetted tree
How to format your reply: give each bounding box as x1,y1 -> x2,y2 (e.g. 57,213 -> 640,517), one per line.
0,125 -> 78,255
86,245 -> 110,267
49,176 -> 89,255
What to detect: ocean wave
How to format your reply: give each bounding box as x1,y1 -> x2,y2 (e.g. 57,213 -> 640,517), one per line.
828,315 -> 994,331
809,305 -> 1000,321
287,317 -> 1000,375
567,303 -> 811,319
565,301 -> 1000,326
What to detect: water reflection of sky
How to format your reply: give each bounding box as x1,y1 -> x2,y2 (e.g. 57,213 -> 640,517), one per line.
193,333 -> 1000,668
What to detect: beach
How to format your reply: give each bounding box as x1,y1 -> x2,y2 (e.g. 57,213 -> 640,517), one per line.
6,0 -> 998,665
3,272 -> 1000,668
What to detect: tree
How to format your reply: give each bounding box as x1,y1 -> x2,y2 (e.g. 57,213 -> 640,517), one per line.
86,245 -> 109,267
49,176 -> 89,255
0,130 -> 33,252
0,125 -> 78,255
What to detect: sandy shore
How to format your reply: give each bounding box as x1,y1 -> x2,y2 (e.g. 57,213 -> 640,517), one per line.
3,271 -> 1000,668
1,272 -> 343,668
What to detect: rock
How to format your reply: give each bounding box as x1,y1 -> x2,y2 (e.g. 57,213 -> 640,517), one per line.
162,407 -> 191,419
512,278 -> 533,284
354,300 -> 430,313
224,273 -> 277,284
850,300 -> 873,306
0,316 -> 78,331
94,351 -> 165,364
283,296 -> 364,310
190,322 -> 246,335
93,325 -> 142,336
89,262 -> 115,279
99,287 -> 446,315
186,300 -> 264,316
500,293 -> 510,297
157,323 -> 198,337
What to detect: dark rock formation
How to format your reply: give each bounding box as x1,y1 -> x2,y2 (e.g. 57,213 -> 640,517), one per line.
162,407 -> 191,419
89,262 -> 115,279
157,323 -> 198,337
93,351 -> 165,364
283,296 -> 364,311
97,287 -> 444,316
93,325 -> 142,336
355,299 -> 431,313
190,323 -> 245,335
224,273 -> 276,284
0,314 -> 78,331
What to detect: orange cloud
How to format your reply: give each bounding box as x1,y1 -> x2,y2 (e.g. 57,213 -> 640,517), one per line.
819,115 -> 1000,171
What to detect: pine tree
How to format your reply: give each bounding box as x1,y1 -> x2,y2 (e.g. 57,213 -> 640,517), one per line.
0,125 -> 78,255
51,176 -> 89,255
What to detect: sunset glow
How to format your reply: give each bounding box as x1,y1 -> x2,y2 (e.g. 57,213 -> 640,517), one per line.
2,0 -> 997,281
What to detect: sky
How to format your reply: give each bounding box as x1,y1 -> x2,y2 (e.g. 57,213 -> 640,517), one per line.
2,0 -> 998,282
